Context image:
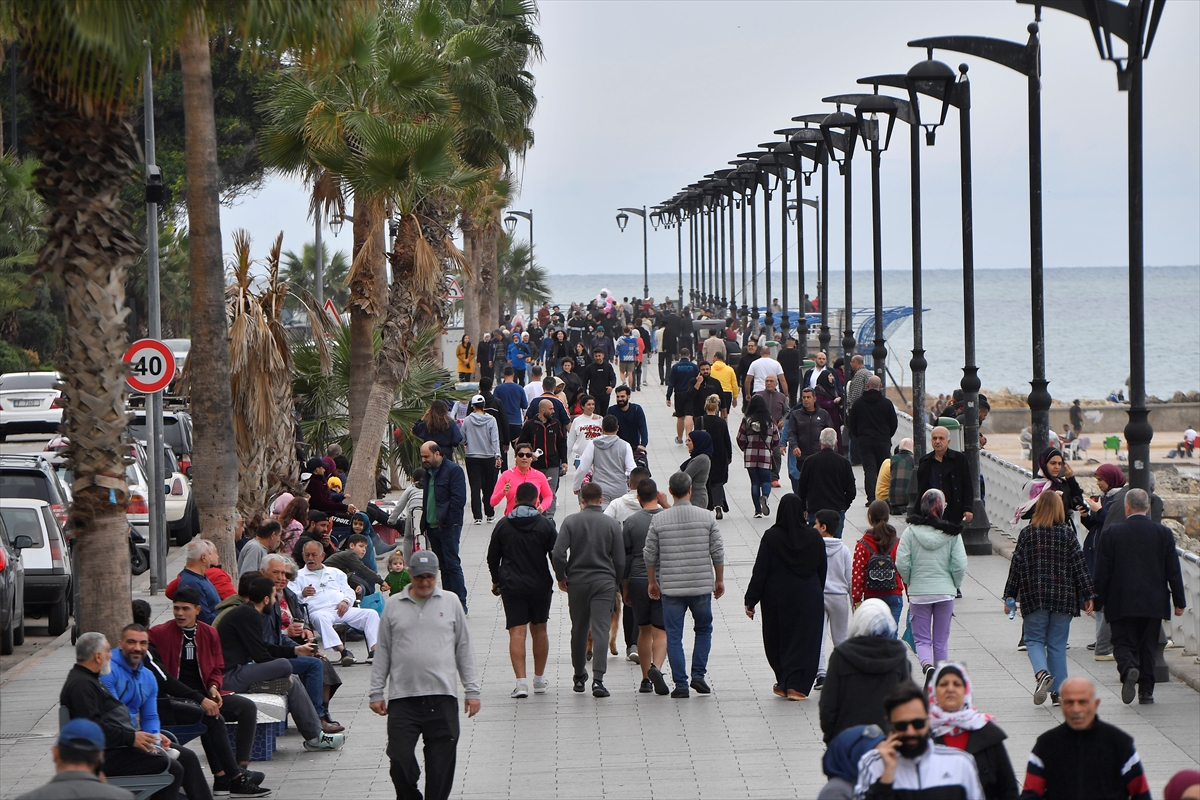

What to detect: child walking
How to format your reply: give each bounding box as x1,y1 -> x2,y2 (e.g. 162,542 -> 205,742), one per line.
814,508 -> 853,689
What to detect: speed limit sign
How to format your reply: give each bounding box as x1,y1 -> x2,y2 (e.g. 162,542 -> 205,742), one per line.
123,338 -> 177,393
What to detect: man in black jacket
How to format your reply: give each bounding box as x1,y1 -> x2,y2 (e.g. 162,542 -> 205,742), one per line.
59,632 -> 185,799
291,511 -> 335,562
846,376 -> 899,503
685,361 -> 725,424
914,426 -> 975,527
486,481 -> 559,700
215,577 -> 344,752
420,442 -> 469,612
787,388 -> 833,494
582,349 -> 617,415
520,399 -> 568,519
796,428 -> 856,538
1093,488 -> 1187,705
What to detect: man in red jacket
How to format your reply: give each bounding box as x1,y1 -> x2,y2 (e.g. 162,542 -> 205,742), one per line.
148,587 -> 266,796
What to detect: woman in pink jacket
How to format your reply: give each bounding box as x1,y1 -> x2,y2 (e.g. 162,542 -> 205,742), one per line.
490,442 -> 554,514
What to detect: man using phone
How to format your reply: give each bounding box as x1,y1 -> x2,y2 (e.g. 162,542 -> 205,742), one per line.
855,682 -> 982,798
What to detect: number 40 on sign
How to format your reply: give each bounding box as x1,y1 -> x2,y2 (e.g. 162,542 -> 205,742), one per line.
123,339 -> 177,394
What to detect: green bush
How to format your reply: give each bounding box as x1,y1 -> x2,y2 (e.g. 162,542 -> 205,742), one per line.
0,339 -> 29,374
12,309 -> 61,362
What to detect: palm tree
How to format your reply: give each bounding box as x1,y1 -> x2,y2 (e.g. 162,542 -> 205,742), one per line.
0,153 -> 43,318
282,243 -> 350,310
497,235 -> 549,321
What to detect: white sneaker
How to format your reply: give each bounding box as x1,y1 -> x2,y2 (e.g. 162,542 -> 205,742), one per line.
626,645 -> 640,665
532,676 -> 549,694
511,682 -> 529,699
303,733 -> 345,752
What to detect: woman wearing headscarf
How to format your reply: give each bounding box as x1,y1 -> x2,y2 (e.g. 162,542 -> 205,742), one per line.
818,598 -> 910,743
737,394 -> 781,518
680,430 -> 712,512
897,488 -> 968,685
744,494 -> 827,700
814,368 -> 844,452
817,725 -> 887,800
927,663 -> 1019,800
692,394 -> 732,519
1005,490 -> 1095,707
1013,446 -> 1086,523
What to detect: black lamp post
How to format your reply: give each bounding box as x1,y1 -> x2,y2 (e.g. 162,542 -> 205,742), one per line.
755,152 -> 781,339
781,127 -> 826,358
505,209 -> 533,250
615,206 -> 650,300
730,160 -> 756,324
738,153 -> 765,323
821,106 -> 860,359
793,113 -> 836,358
788,195 -> 820,357
765,143 -> 795,341
1024,0 -> 1163,491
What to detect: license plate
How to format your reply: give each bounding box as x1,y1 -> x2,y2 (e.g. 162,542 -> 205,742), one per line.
12,399 -> 41,408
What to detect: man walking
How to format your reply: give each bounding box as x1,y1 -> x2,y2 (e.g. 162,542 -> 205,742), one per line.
623,478 -> 670,695
369,551 -> 481,800
493,368 -> 528,453
617,326 -> 640,389
583,348 -> 617,415
796,428 -> 856,537
786,387 -> 832,494
420,443 -> 469,611
776,336 -> 803,408
644,472 -> 725,698
520,399 -> 568,519
1093,488 -> 1186,705
914,426 -> 975,527
573,415 -> 636,505
552,483 -> 625,698
666,348 -> 699,442
843,355 -> 873,465
610,386 -> 648,461
846,376 -> 898,503
1019,677 -> 1151,799
744,346 -> 786,399
487,482 -> 558,699
755,373 -> 789,485
802,350 -> 831,390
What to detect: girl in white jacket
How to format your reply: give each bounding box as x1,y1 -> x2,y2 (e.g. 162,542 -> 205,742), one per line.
566,394 -> 604,467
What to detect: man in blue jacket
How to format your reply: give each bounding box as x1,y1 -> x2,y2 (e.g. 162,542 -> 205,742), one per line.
611,386 -> 648,458
101,624 -> 211,800
420,442 -> 469,612
666,349 -> 699,444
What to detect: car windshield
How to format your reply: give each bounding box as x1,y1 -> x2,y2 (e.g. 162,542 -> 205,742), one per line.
0,373 -> 58,391
129,416 -> 187,451
0,470 -> 56,503
0,507 -> 46,547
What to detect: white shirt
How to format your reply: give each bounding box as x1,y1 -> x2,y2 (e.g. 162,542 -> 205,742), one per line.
604,491 -> 641,524
746,356 -> 784,393
807,365 -> 827,389
567,414 -> 604,460
289,565 -> 355,613
524,381 -> 543,405
1185,428 -> 1197,444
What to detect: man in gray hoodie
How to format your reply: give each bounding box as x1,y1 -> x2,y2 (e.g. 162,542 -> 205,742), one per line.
645,472 -> 725,698
552,482 -> 625,698
572,414 -> 636,505
463,395 -> 501,525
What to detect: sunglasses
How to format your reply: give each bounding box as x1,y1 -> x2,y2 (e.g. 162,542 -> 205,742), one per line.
516,452 -> 533,458
891,718 -> 927,733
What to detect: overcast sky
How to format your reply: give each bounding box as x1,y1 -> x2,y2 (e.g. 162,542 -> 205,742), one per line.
224,0 -> 1200,279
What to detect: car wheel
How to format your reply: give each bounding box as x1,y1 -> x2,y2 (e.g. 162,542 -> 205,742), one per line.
48,593 -> 69,636
130,544 -> 150,576
173,520 -> 194,548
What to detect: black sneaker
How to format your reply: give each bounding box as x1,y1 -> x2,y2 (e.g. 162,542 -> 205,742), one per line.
922,664 -> 935,688
1087,642 -> 1096,651
648,665 -> 670,696
240,770 -> 265,786
1033,671 -> 1053,705
814,675 -> 825,690
213,775 -> 232,797
639,678 -> 653,693
1121,668 -> 1140,705
670,685 -> 690,699
230,776 -> 271,797
690,677 -> 711,694
572,673 -> 588,693
340,650 -> 356,668
1138,692 -> 1154,705
592,681 -> 610,698
1050,692 -> 1060,707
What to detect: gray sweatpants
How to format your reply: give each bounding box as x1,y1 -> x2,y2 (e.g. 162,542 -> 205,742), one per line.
538,465 -> 560,519
817,593 -> 852,676
568,580 -> 616,681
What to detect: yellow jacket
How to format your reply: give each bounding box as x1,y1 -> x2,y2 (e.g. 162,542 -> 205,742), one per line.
456,343 -> 476,374
710,359 -> 739,402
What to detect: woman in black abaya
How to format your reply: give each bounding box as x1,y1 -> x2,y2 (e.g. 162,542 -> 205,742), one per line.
744,493 -> 828,700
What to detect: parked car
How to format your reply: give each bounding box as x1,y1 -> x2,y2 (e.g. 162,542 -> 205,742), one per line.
0,499 -> 72,636
160,446 -> 198,546
0,514 -> 26,655
0,453 -> 72,531
0,371 -> 64,441
128,410 -> 195,475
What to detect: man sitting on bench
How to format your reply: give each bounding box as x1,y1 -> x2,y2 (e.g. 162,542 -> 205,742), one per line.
290,540 -> 380,667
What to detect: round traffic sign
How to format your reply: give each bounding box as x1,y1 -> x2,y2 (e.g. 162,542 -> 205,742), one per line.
123,339 -> 177,393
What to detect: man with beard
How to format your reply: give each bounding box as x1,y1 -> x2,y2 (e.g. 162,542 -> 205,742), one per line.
734,339 -> 761,408
582,349 -> 617,415
610,385 -> 649,460
855,682 -> 983,799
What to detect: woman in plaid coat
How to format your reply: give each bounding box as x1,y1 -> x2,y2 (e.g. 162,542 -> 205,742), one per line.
737,394 -> 781,518
1003,491 -> 1095,708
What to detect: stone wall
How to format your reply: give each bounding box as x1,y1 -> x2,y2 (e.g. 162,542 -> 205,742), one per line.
981,402 -> 1200,434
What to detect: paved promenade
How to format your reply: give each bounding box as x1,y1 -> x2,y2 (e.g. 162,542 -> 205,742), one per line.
2,374 -> 1197,799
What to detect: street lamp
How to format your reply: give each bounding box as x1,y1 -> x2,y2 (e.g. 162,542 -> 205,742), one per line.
792,113 -> 836,358
615,205 -> 650,299
855,90 -> 898,387
787,195 -> 820,357
755,151 -> 782,338
821,106 -> 860,359
738,153 -> 766,323
779,127 -> 826,358
506,209 -> 533,250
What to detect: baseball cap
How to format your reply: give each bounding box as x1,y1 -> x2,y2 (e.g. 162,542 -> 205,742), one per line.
58,718 -> 105,752
471,394 -> 485,406
409,550 -> 440,577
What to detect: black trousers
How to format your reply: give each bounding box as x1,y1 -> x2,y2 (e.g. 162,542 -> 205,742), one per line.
387,696 -> 460,800
858,436 -> 893,502
160,694 -> 256,773
1110,616 -> 1160,695
464,457 -> 498,521
658,352 -> 673,382
103,747 -> 181,800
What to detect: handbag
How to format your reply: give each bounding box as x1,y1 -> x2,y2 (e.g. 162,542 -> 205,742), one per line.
901,606 -> 917,653
360,591 -> 386,616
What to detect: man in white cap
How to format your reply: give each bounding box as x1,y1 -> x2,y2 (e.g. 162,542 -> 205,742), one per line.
370,551 -> 481,800
462,394 -> 501,525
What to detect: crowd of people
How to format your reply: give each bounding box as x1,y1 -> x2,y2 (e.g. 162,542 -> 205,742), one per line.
38,292 -> 1194,800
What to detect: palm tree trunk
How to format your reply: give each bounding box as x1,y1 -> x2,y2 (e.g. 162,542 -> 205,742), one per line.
347,201 -> 383,448
25,63 -> 141,646
477,210 -> 501,333
181,11 -> 239,572
460,216 -> 481,347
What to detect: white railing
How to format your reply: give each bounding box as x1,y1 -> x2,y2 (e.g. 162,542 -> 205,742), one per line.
893,411 -> 1200,659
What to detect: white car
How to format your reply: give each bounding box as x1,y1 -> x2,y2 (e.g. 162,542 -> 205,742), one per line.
0,498 -> 73,636
0,372 -> 64,441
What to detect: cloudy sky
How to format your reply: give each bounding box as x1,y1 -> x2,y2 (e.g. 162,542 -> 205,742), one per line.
225,0 -> 1199,278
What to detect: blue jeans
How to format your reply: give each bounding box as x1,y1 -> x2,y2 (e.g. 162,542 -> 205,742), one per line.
747,467 -> 773,514
291,655 -> 326,718
807,510 -> 846,539
661,594 -> 713,688
428,524 -> 467,610
1023,609 -> 1071,691
877,594 -> 904,635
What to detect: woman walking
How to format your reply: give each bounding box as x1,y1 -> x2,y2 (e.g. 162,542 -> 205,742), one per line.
463,396 -> 502,525
571,341 -> 589,372
1003,491 -> 1094,707
693,395 -> 732,519
455,334 -> 476,382
737,394 -> 781,518
814,369 -> 844,452
744,494 -> 827,700
413,400 -> 464,451
851,501 -> 905,630
566,395 -> 604,468
927,663 -> 1019,800
490,442 -> 554,515
897,488 -> 968,684
680,431 -> 712,512
549,330 -> 571,372
819,598 -> 910,743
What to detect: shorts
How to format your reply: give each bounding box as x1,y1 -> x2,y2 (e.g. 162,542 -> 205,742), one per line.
625,578 -> 664,629
672,405 -> 688,419
501,591 -> 553,629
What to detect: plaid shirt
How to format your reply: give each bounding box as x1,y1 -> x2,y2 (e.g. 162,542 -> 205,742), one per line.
888,452 -> 914,509
736,417 -> 780,470
1003,522 -> 1094,616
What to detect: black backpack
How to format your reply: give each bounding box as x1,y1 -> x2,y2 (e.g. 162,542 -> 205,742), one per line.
861,537 -> 898,592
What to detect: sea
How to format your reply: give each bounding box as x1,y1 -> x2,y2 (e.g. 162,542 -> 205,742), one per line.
543,265 -> 1200,403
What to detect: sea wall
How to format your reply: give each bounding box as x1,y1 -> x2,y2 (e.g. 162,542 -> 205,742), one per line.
981,402 -> 1200,434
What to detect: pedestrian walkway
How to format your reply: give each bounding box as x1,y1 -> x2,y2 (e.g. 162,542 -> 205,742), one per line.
2,375 -> 1197,799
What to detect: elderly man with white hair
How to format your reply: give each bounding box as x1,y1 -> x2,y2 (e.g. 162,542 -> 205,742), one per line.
914,425 -> 975,528
795,427 -> 857,538
173,539 -> 222,625
291,539 -> 380,667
